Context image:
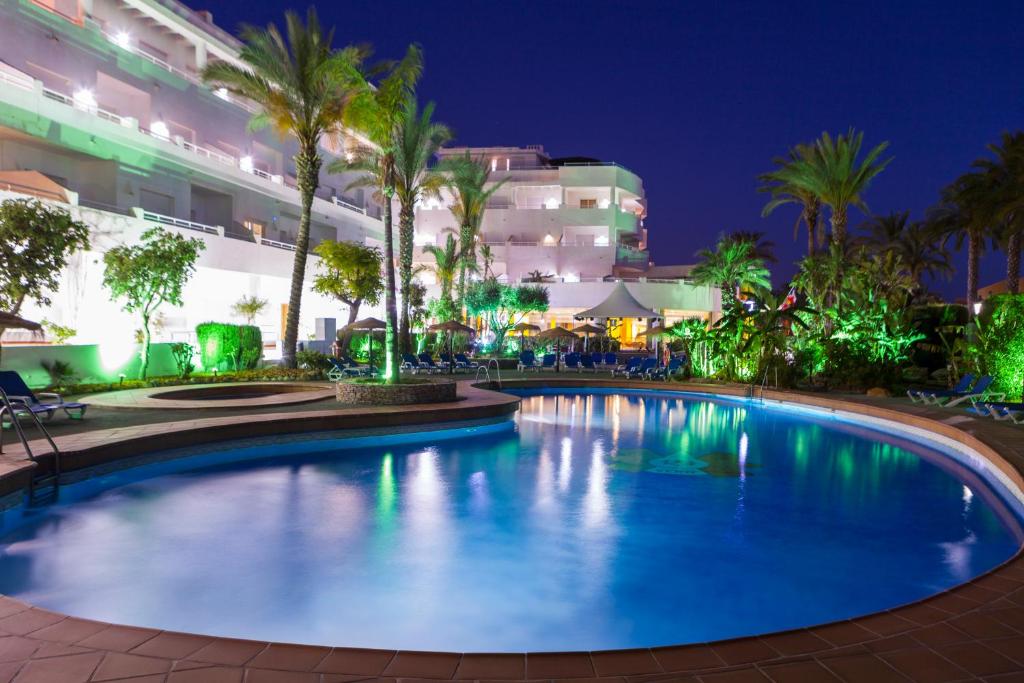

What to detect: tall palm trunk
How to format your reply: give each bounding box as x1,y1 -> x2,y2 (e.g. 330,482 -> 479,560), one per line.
1006,232 -> 1021,294
804,200 -> 820,256
381,167 -> 400,384
830,206 -> 847,247
282,146 -> 320,368
398,203 -> 415,353
966,229 -> 980,312
456,220 -> 471,317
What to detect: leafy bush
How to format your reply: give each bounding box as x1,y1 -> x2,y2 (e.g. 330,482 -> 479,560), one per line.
196,322 -> 263,371
40,359 -> 77,387
169,342 -> 196,378
974,294 -> 1024,400
296,349 -> 332,373
58,367 -> 320,396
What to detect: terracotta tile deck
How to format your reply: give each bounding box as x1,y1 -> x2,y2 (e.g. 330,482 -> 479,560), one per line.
0,377 -> 1023,681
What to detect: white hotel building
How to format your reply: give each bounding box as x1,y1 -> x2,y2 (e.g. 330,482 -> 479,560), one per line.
0,0 -> 718,376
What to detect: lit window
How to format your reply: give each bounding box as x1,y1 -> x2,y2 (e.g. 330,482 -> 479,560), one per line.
580,198 -> 597,209
491,158 -> 497,172
598,198 -> 611,209
543,234 -> 556,245
563,273 -> 580,283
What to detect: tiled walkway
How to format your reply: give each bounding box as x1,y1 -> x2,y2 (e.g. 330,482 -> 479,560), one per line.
0,378 -> 1023,682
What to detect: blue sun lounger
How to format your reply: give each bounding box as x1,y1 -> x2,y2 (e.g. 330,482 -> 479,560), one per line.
907,374 -> 973,403
0,370 -> 88,426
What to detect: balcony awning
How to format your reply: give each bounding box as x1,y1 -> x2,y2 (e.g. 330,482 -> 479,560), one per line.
574,282 -> 661,320
0,171 -> 73,202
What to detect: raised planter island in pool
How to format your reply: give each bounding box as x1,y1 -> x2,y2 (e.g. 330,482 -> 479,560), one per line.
0,386 -> 1021,656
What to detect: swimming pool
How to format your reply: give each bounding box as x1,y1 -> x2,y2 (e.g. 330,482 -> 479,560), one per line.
0,388 -> 1020,652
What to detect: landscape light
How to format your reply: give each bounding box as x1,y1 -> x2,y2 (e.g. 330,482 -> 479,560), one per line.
973,301 -> 982,315
239,156 -> 254,173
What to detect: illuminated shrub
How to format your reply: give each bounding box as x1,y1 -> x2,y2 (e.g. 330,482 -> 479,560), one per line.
196,322 -> 263,371
976,295 -> 1024,401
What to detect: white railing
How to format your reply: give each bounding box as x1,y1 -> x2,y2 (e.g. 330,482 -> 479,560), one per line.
0,70 -> 34,91
245,167 -> 283,184
181,140 -> 236,166
41,87 -> 125,126
138,209 -> 223,236
332,196 -> 368,214
260,237 -> 297,251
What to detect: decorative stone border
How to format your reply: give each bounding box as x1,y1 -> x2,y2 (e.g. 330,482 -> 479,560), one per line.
0,378 -> 1022,681
335,379 -> 457,405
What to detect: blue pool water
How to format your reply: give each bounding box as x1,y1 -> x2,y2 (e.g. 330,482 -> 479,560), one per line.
0,389 -> 1021,651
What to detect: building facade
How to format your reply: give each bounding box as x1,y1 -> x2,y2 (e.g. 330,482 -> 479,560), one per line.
413,146 -> 719,345
0,0 -> 718,367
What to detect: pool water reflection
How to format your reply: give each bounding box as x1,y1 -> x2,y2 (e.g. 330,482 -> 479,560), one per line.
0,389 -> 1020,651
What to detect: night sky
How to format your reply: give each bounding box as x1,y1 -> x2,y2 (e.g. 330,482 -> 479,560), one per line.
211,0 -> 1023,298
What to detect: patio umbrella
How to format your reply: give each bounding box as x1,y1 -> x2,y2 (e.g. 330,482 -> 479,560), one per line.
512,322 -> 540,350
343,317 -> 386,370
573,323 -> 606,352
0,312 -> 42,365
535,326 -> 579,371
428,320 -> 476,374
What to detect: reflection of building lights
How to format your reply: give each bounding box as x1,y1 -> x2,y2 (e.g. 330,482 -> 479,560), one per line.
239,156 -> 254,173
112,30 -> 132,49
490,158 -> 497,172
150,120 -> 170,140
73,88 -> 97,110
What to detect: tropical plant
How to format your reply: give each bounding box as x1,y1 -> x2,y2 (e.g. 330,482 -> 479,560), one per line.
726,230 -> 777,263
972,131 -> 1024,294
231,295 -> 268,325
524,270 -> 554,283
464,279 -> 549,351
0,199 -> 90,316
169,342 -> 195,378
41,319 -> 77,345
758,143 -> 823,255
422,233 -> 470,316
312,240 -> 384,353
202,9 -> 360,368
441,152 -> 506,310
40,359 -> 77,387
691,235 -> 772,308
329,44 -> 423,382
859,211 -> 952,295
392,95 -> 451,352
928,171 -> 994,312
102,228 -> 205,379
769,129 -> 892,246
737,292 -> 815,383
971,294 -> 1024,400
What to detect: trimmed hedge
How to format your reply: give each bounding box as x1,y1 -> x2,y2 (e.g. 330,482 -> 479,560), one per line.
196,322 -> 263,371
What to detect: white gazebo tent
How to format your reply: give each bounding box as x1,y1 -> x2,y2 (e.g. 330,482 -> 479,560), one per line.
574,282 -> 662,352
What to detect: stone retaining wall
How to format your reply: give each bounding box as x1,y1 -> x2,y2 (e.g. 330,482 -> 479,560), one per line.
335,380 -> 457,405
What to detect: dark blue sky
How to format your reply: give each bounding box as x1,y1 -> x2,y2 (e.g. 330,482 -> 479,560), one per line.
213,0 -> 1023,297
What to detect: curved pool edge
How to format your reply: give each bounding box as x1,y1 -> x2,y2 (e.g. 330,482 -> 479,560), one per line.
1,378 -> 1023,681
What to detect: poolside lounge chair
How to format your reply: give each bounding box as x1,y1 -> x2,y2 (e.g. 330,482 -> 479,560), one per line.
986,402 -> 1024,424
603,352 -> 617,367
455,353 -> 479,370
928,375 -> 999,408
563,353 -> 581,371
418,352 -> 447,373
628,358 -> 658,379
590,351 -> 603,367
401,353 -> 426,374
0,370 -> 87,425
612,357 -> 641,377
579,354 -> 599,372
907,374 -> 974,403
648,357 -> 683,381
540,354 -> 557,371
517,350 -> 540,372
328,357 -> 372,380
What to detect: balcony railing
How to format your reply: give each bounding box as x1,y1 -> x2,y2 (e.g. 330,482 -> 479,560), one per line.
0,70 -> 34,91
260,237 -> 297,251
136,209 -> 223,236
179,139 -> 236,166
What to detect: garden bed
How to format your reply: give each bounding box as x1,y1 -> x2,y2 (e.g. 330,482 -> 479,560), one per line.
335,378 -> 458,405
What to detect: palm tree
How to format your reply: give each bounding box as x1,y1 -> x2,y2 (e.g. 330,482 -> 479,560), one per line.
202,9 -> 358,368
691,235 -> 772,309
393,96 -> 451,352
973,131 -> 1024,294
758,143 -> 823,255
441,153 -> 506,313
859,211 -> 952,292
771,129 -> 893,246
331,44 -> 423,382
726,230 -> 777,263
928,171 -> 993,312
422,233 -> 469,316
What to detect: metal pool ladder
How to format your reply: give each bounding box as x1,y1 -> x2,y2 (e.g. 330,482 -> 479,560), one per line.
475,359 -> 502,389
0,388 -> 62,498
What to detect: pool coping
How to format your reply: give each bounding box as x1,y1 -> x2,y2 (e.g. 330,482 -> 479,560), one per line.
0,378 -> 1022,682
